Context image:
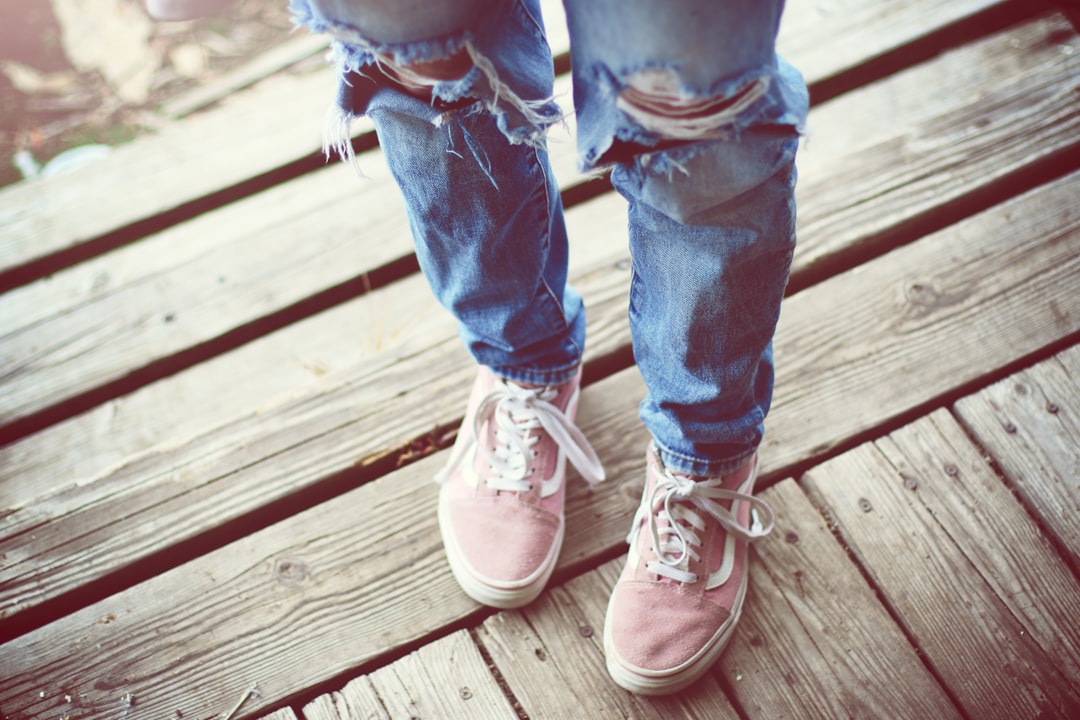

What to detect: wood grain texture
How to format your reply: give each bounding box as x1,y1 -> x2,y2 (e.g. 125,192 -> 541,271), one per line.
163,33 -> 332,119
2,245 -> 1071,716
953,345 -> 1080,560
0,451 -> 469,720
0,192 -> 635,624
777,0 -> 1011,85
2,2 -> 1080,718
721,479 -> 961,719
364,631 -> 517,720
793,14 -> 1080,279
0,64 -> 337,273
304,678 -> 390,720
802,410 -> 1080,718
3,7 -> 1074,477
0,186 -> 625,523
304,630 -> 517,720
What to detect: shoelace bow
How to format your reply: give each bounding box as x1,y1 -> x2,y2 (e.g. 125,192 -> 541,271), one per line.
632,467 -> 775,584
436,379 -> 606,492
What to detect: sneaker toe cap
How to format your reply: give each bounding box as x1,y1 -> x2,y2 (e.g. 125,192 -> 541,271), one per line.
447,497 -> 561,586
608,580 -> 731,673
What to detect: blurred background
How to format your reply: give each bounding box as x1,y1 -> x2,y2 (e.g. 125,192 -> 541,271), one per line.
0,0 -> 297,188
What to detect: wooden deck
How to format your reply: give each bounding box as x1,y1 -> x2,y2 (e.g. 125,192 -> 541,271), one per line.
2,0 -> 1079,717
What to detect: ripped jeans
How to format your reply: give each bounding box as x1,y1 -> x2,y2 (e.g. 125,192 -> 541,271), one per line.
290,0 -> 808,476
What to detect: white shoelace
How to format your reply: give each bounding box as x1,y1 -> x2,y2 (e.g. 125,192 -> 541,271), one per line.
631,465 -> 775,584
436,379 -> 606,492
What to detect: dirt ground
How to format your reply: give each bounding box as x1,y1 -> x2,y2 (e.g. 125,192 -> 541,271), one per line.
0,0 -> 298,188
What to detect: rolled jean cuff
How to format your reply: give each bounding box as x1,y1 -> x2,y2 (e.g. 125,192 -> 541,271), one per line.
656,442 -> 760,478
490,358 -> 583,388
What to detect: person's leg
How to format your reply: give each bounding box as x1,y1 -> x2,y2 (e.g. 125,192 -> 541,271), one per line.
291,0 -> 604,608
291,0 -> 583,385
562,0 -> 807,693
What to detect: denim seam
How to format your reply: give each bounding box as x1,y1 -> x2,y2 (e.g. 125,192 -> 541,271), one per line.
490,142 -> 581,388
492,360 -> 581,388
534,143 -> 582,385
535,141 -> 584,369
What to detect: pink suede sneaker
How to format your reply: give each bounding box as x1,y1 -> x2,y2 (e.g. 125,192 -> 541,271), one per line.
437,366 -> 605,608
604,444 -> 774,694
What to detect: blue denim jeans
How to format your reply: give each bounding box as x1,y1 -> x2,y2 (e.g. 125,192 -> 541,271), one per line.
290,0 -> 808,476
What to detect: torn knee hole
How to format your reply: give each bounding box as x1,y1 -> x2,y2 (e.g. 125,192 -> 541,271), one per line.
617,69 -> 770,139
378,48 -> 473,94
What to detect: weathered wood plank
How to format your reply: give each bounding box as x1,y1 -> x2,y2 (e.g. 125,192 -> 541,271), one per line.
0,446 -> 475,716
345,631 -> 515,720
0,272 -> 448,513
308,478 -> 964,720
953,345 -> 1080,560
802,410 -> 1080,718
260,709 -> 301,720
0,450 -> 468,720
0,64 -> 335,277
793,13 -> 1080,280
3,168 -> 1079,718
2,2 -> 1075,717
0,193 -> 631,622
479,563 -> 742,719
777,0 -> 1012,87
163,32 -> 331,119
0,167 -> 632,527
303,630 -> 517,720
723,479 -> 961,719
